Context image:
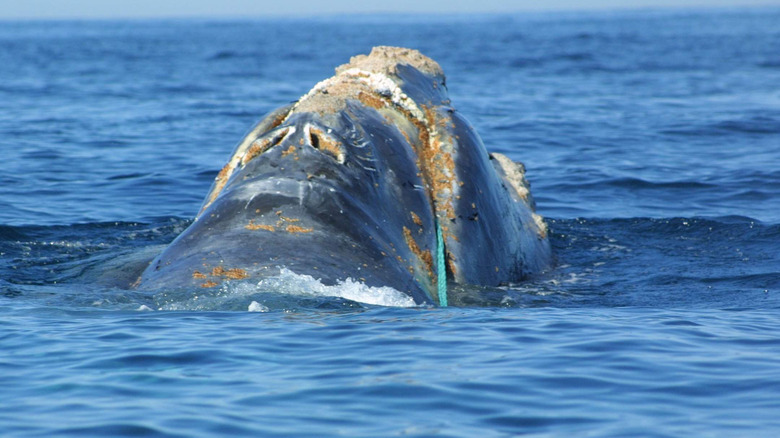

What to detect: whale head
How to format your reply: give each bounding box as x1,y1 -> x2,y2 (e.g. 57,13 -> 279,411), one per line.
137,47 -> 551,305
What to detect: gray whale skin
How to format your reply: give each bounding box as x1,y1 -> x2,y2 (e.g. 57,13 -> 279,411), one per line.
136,46 -> 552,305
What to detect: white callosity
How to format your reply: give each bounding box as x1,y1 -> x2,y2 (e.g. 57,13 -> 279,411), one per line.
289,68 -> 427,123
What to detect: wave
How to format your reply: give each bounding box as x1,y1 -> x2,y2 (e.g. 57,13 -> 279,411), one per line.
662,115 -> 780,136
2,216 -> 777,310
547,177 -> 717,191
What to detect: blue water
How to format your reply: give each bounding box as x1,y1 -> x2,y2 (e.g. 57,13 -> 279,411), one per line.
2,8 -> 780,436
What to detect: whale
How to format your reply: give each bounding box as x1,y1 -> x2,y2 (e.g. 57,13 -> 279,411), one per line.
135,46 -> 552,305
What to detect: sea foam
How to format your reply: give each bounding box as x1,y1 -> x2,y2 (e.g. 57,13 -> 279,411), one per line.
254,268 -> 418,308
152,268 -> 418,311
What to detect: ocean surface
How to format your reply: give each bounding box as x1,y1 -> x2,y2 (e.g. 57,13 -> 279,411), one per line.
2,8 -> 780,437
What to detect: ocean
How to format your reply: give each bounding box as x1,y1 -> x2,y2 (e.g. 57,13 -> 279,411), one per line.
1,8 -> 779,437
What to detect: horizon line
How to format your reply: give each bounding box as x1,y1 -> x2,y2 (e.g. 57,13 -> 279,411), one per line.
1,3 -> 778,22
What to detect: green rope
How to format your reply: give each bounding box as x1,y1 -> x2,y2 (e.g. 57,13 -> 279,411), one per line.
436,221 -> 448,307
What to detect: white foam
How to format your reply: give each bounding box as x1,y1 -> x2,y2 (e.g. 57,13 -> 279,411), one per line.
256,268 -> 418,308
153,267 -> 418,311
248,301 -> 269,312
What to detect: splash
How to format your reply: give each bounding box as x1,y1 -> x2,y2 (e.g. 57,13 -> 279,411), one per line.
248,301 -> 269,312
151,268 -> 417,311
254,268 -> 418,308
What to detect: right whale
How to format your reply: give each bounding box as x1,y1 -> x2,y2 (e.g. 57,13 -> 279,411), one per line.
136,46 -> 552,305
